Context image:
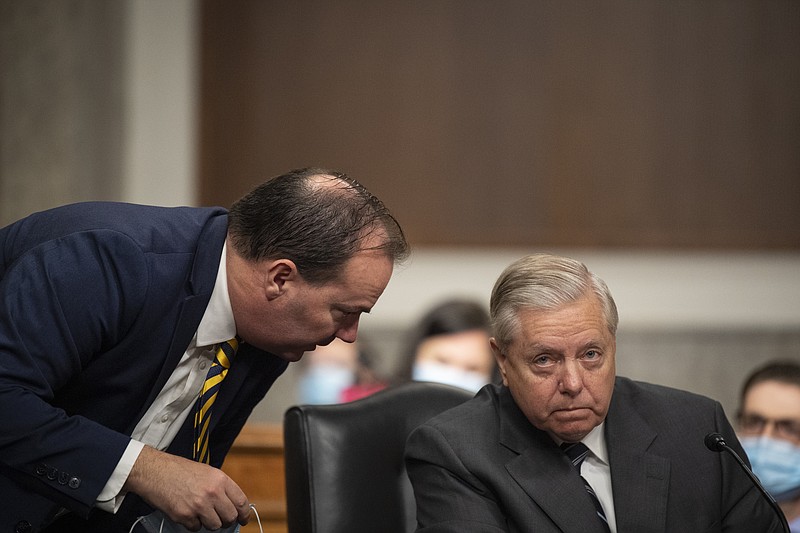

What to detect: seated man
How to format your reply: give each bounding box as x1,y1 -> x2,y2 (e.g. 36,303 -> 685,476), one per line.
737,360 -> 800,532
405,253 -> 782,532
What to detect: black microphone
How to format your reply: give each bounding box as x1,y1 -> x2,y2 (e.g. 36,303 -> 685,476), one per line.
704,432 -> 790,533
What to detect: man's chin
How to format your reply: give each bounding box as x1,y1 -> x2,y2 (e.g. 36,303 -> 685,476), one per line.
273,349 -> 309,362
553,427 -> 593,442
548,412 -> 600,441
250,342 -> 319,362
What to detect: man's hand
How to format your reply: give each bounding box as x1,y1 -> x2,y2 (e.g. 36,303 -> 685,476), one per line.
123,446 -> 250,531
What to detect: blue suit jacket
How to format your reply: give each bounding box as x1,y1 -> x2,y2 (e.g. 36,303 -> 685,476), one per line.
0,202 -> 288,531
406,379 -> 783,532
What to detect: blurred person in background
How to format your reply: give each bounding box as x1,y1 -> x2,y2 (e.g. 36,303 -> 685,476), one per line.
298,336 -> 387,404
395,298 -> 498,393
738,360 -> 800,532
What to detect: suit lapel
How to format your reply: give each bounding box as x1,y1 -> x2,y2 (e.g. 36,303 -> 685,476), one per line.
498,387 -> 610,533
130,215 -> 228,429
506,449 -> 612,533
605,380 -> 670,533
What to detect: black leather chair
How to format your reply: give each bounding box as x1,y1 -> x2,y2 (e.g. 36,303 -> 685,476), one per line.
283,381 -> 474,533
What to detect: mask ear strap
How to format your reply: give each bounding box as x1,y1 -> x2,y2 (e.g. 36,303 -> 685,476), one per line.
249,504 -> 264,533
128,514 -> 165,533
129,516 -> 144,533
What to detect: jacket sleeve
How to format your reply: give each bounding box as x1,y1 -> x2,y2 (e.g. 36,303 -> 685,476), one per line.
0,230 -> 148,517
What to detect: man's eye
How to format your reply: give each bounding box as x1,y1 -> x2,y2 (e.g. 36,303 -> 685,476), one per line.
533,355 -> 555,367
581,350 -> 604,363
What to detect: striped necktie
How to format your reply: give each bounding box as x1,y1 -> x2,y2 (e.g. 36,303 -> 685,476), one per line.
561,442 -> 611,533
194,337 -> 238,464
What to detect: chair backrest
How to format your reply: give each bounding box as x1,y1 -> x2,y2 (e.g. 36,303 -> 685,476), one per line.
283,381 -> 474,533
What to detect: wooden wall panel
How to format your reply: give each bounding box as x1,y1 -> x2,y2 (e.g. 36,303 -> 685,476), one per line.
199,0 -> 800,249
222,424 -> 287,533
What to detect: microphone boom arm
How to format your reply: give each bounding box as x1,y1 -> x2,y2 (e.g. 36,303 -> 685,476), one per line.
704,432 -> 790,533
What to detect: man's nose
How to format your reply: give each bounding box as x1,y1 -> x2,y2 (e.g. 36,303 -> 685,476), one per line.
336,317 -> 360,343
558,359 -> 584,394
761,420 -> 781,439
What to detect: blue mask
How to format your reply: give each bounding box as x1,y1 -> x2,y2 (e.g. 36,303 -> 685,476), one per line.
740,435 -> 800,501
298,363 -> 355,404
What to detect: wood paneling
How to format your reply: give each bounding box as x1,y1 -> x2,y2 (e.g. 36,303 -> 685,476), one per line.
199,1 -> 800,249
222,424 -> 287,533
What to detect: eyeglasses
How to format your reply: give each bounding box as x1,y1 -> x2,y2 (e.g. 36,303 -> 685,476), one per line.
738,413 -> 800,442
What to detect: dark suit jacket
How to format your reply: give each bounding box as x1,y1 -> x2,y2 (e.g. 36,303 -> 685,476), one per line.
0,202 -> 288,532
405,378 -> 782,532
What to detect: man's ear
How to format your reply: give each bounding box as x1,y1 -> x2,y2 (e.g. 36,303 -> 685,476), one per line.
264,259 -> 299,300
490,338 -> 509,386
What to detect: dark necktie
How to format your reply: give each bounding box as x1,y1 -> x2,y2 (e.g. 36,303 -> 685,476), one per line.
194,337 -> 238,464
561,442 -> 611,533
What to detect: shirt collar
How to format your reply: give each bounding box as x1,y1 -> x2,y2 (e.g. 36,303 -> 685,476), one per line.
195,240 -> 236,347
582,422 -> 609,466
554,422 -> 609,466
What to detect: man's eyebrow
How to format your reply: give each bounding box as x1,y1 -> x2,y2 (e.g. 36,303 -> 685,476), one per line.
518,339 -> 604,354
517,342 -> 556,355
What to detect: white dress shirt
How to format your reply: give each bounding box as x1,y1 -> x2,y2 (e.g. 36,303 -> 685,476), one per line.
580,422 -> 617,533
96,242 -> 236,512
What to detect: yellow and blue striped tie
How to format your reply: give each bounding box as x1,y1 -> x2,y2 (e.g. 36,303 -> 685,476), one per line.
194,337 -> 238,464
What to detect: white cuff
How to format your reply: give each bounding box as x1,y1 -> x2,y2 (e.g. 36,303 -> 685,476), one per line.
95,440 -> 146,513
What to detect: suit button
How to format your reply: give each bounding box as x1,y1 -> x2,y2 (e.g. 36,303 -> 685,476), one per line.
14,521 -> 32,533
68,476 -> 81,489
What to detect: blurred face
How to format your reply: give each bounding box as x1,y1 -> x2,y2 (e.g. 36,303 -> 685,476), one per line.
491,293 -> 616,443
415,329 -> 495,378
739,381 -> 800,445
231,246 -> 393,362
299,338 -> 362,404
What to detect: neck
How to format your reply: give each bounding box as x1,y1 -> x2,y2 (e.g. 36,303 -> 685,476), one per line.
780,497 -> 800,522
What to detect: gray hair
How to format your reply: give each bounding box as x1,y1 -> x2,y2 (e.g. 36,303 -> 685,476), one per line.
489,253 -> 619,350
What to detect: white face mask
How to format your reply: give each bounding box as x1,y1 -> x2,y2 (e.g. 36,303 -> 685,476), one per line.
131,505 -> 263,533
412,360 -> 490,393
298,363 -> 356,404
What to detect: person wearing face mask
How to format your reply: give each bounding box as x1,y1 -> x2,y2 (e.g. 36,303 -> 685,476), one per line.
737,360 -> 800,532
297,336 -> 387,405
395,298 -> 499,394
